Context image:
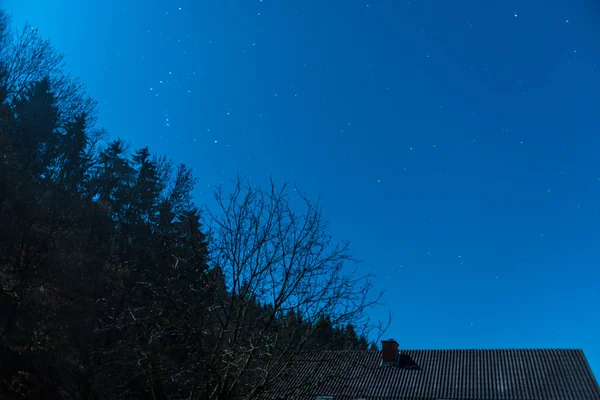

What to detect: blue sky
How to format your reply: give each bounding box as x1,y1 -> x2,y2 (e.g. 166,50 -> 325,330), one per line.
4,0 -> 600,376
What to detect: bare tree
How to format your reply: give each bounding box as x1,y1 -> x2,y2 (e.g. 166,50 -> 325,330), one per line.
0,10 -> 96,125
199,177 -> 387,400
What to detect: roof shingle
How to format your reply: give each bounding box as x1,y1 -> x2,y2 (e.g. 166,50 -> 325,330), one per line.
259,348 -> 600,400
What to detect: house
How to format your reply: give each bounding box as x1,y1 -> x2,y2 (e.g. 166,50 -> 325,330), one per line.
259,339 -> 600,400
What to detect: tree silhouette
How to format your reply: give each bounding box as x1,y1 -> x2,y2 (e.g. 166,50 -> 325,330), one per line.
0,9 -> 387,400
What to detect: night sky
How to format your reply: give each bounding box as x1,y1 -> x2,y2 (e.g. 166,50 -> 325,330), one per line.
4,0 -> 600,376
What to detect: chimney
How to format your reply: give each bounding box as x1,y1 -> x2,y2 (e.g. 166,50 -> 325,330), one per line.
381,339 -> 399,365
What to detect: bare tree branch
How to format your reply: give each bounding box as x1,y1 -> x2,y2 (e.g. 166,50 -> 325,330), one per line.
199,176 -> 386,399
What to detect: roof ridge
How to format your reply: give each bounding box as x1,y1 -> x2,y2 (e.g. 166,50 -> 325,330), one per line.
401,348 -> 585,351
305,348 -> 585,352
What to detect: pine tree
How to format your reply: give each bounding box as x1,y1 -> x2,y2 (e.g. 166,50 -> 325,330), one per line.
56,112 -> 90,194
12,77 -> 59,180
0,10 -> 387,398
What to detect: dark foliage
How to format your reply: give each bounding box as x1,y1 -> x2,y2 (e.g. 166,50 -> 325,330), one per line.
0,10 -> 384,400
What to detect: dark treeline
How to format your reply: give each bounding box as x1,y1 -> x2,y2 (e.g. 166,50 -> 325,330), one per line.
0,11 -> 385,400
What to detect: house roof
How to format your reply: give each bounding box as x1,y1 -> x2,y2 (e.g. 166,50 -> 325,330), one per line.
259,348 -> 600,400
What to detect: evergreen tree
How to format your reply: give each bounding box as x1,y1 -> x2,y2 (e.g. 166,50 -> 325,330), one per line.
0,9 -> 386,399
11,77 -> 59,180
56,112 -> 90,194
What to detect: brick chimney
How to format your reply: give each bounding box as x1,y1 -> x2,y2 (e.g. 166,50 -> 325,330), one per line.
381,339 -> 399,365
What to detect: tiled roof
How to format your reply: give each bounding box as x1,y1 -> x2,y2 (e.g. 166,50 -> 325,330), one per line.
259,349 -> 600,400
